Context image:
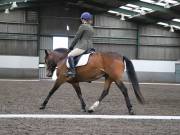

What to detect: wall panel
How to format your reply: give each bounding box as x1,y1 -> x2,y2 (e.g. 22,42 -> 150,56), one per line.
139,46 -> 180,60
0,10 -> 39,78
0,10 -> 25,23
39,36 -> 53,64
94,44 -> 136,58
0,40 -> 37,56
94,15 -> 137,58
40,6 -> 80,35
140,36 -> 180,46
95,15 -> 137,28
7,24 -> 37,34
139,25 -> 180,60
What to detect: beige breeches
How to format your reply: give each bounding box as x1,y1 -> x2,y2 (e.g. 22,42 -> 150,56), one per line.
68,48 -> 85,57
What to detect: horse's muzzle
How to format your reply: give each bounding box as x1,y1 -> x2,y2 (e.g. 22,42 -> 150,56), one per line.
46,71 -> 53,77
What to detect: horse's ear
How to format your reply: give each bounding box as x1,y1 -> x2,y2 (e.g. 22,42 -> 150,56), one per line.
45,49 -> 49,56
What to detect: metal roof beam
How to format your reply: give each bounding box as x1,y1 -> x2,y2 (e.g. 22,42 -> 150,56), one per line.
0,2 -> 37,11
131,15 -> 180,27
0,0 -> 24,4
110,7 -> 157,23
0,0 -> 37,5
110,4 -> 180,28
131,1 -> 180,18
111,8 -> 137,16
169,20 -> 180,27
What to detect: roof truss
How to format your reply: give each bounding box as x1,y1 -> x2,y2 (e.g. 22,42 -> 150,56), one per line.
109,0 -> 180,31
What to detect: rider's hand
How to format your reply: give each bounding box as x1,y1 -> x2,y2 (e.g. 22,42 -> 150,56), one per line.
67,49 -> 71,53
69,46 -> 73,51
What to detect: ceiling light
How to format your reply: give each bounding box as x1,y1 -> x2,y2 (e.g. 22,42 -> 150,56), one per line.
10,2 -> 18,10
172,18 -> 180,23
120,14 -> 125,21
120,6 -> 133,11
164,2 -> 170,8
141,7 -> 154,12
172,25 -> 180,30
157,22 -> 169,27
170,25 -> 174,32
66,25 -> 70,31
108,10 -> 119,14
5,9 -> 9,14
140,0 -> 155,4
116,13 -> 125,20
140,9 -> 146,15
126,4 -> 139,9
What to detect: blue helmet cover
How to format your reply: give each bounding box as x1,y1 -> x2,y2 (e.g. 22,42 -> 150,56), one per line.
80,12 -> 92,20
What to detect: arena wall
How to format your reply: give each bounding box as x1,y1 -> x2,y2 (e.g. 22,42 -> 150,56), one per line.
0,7 -> 180,82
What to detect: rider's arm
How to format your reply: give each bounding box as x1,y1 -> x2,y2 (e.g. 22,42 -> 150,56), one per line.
69,25 -> 84,50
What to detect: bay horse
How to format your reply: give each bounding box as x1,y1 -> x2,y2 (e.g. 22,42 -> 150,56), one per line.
40,48 -> 145,115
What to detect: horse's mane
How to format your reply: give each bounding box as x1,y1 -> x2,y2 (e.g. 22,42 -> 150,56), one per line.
54,48 -> 68,53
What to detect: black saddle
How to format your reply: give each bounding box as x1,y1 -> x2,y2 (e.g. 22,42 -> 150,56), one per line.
72,48 -> 95,66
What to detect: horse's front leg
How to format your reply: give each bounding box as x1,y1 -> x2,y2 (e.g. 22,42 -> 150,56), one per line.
40,79 -> 62,110
72,83 -> 86,112
88,77 -> 112,113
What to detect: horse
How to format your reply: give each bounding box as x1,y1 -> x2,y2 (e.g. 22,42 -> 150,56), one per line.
40,48 -> 145,115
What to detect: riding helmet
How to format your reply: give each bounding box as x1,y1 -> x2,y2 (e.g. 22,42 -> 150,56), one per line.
80,12 -> 92,20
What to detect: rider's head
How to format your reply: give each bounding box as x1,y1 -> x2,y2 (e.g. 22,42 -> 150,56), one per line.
80,12 -> 93,24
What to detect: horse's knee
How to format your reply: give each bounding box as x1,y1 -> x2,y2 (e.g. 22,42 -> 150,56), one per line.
103,89 -> 109,96
104,90 -> 109,95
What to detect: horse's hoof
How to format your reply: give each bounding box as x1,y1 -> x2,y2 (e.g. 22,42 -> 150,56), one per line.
129,110 -> 135,115
88,109 -> 94,113
39,105 -> 45,110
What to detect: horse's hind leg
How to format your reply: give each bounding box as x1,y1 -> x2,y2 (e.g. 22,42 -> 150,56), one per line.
88,76 -> 113,113
72,83 -> 86,112
115,80 -> 134,115
39,79 -> 62,110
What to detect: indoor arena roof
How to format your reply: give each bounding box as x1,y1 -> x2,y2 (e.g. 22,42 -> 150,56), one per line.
0,0 -> 180,32
108,0 -> 180,32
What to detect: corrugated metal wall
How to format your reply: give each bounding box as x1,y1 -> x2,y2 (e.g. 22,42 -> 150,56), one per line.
0,10 -> 38,56
40,6 -> 80,36
93,15 -> 137,59
94,15 -> 180,60
139,25 -> 180,60
39,36 -> 53,63
0,10 -> 39,78
39,5 -> 80,79
0,10 -> 25,22
1,7 -> 179,79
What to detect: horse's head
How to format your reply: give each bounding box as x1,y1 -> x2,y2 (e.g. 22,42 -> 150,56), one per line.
44,50 -> 57,77
44,48 -> 68,77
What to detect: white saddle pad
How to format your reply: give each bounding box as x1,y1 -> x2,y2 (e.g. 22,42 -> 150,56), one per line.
66,53 -> 91,68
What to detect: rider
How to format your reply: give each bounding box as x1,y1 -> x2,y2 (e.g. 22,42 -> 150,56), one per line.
66,12 -> 94,77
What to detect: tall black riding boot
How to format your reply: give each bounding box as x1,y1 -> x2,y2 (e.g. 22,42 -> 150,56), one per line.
67,56 -> 76,78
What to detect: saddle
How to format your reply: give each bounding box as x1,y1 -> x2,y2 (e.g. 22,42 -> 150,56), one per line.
66,48 -> 95,68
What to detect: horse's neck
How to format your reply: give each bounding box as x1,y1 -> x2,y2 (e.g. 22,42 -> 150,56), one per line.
57,57 -> 67,67
53,52 -> 67,65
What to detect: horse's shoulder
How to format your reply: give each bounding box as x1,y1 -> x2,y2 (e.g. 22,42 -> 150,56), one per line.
57,58 -> 67,69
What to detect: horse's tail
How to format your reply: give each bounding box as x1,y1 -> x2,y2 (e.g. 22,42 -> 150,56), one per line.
123,56 -> 145,104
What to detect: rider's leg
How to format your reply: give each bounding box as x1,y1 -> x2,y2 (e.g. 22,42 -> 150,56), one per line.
68,48 -> 85,57
67,48 -> 85,77
67,56 -> 76,77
